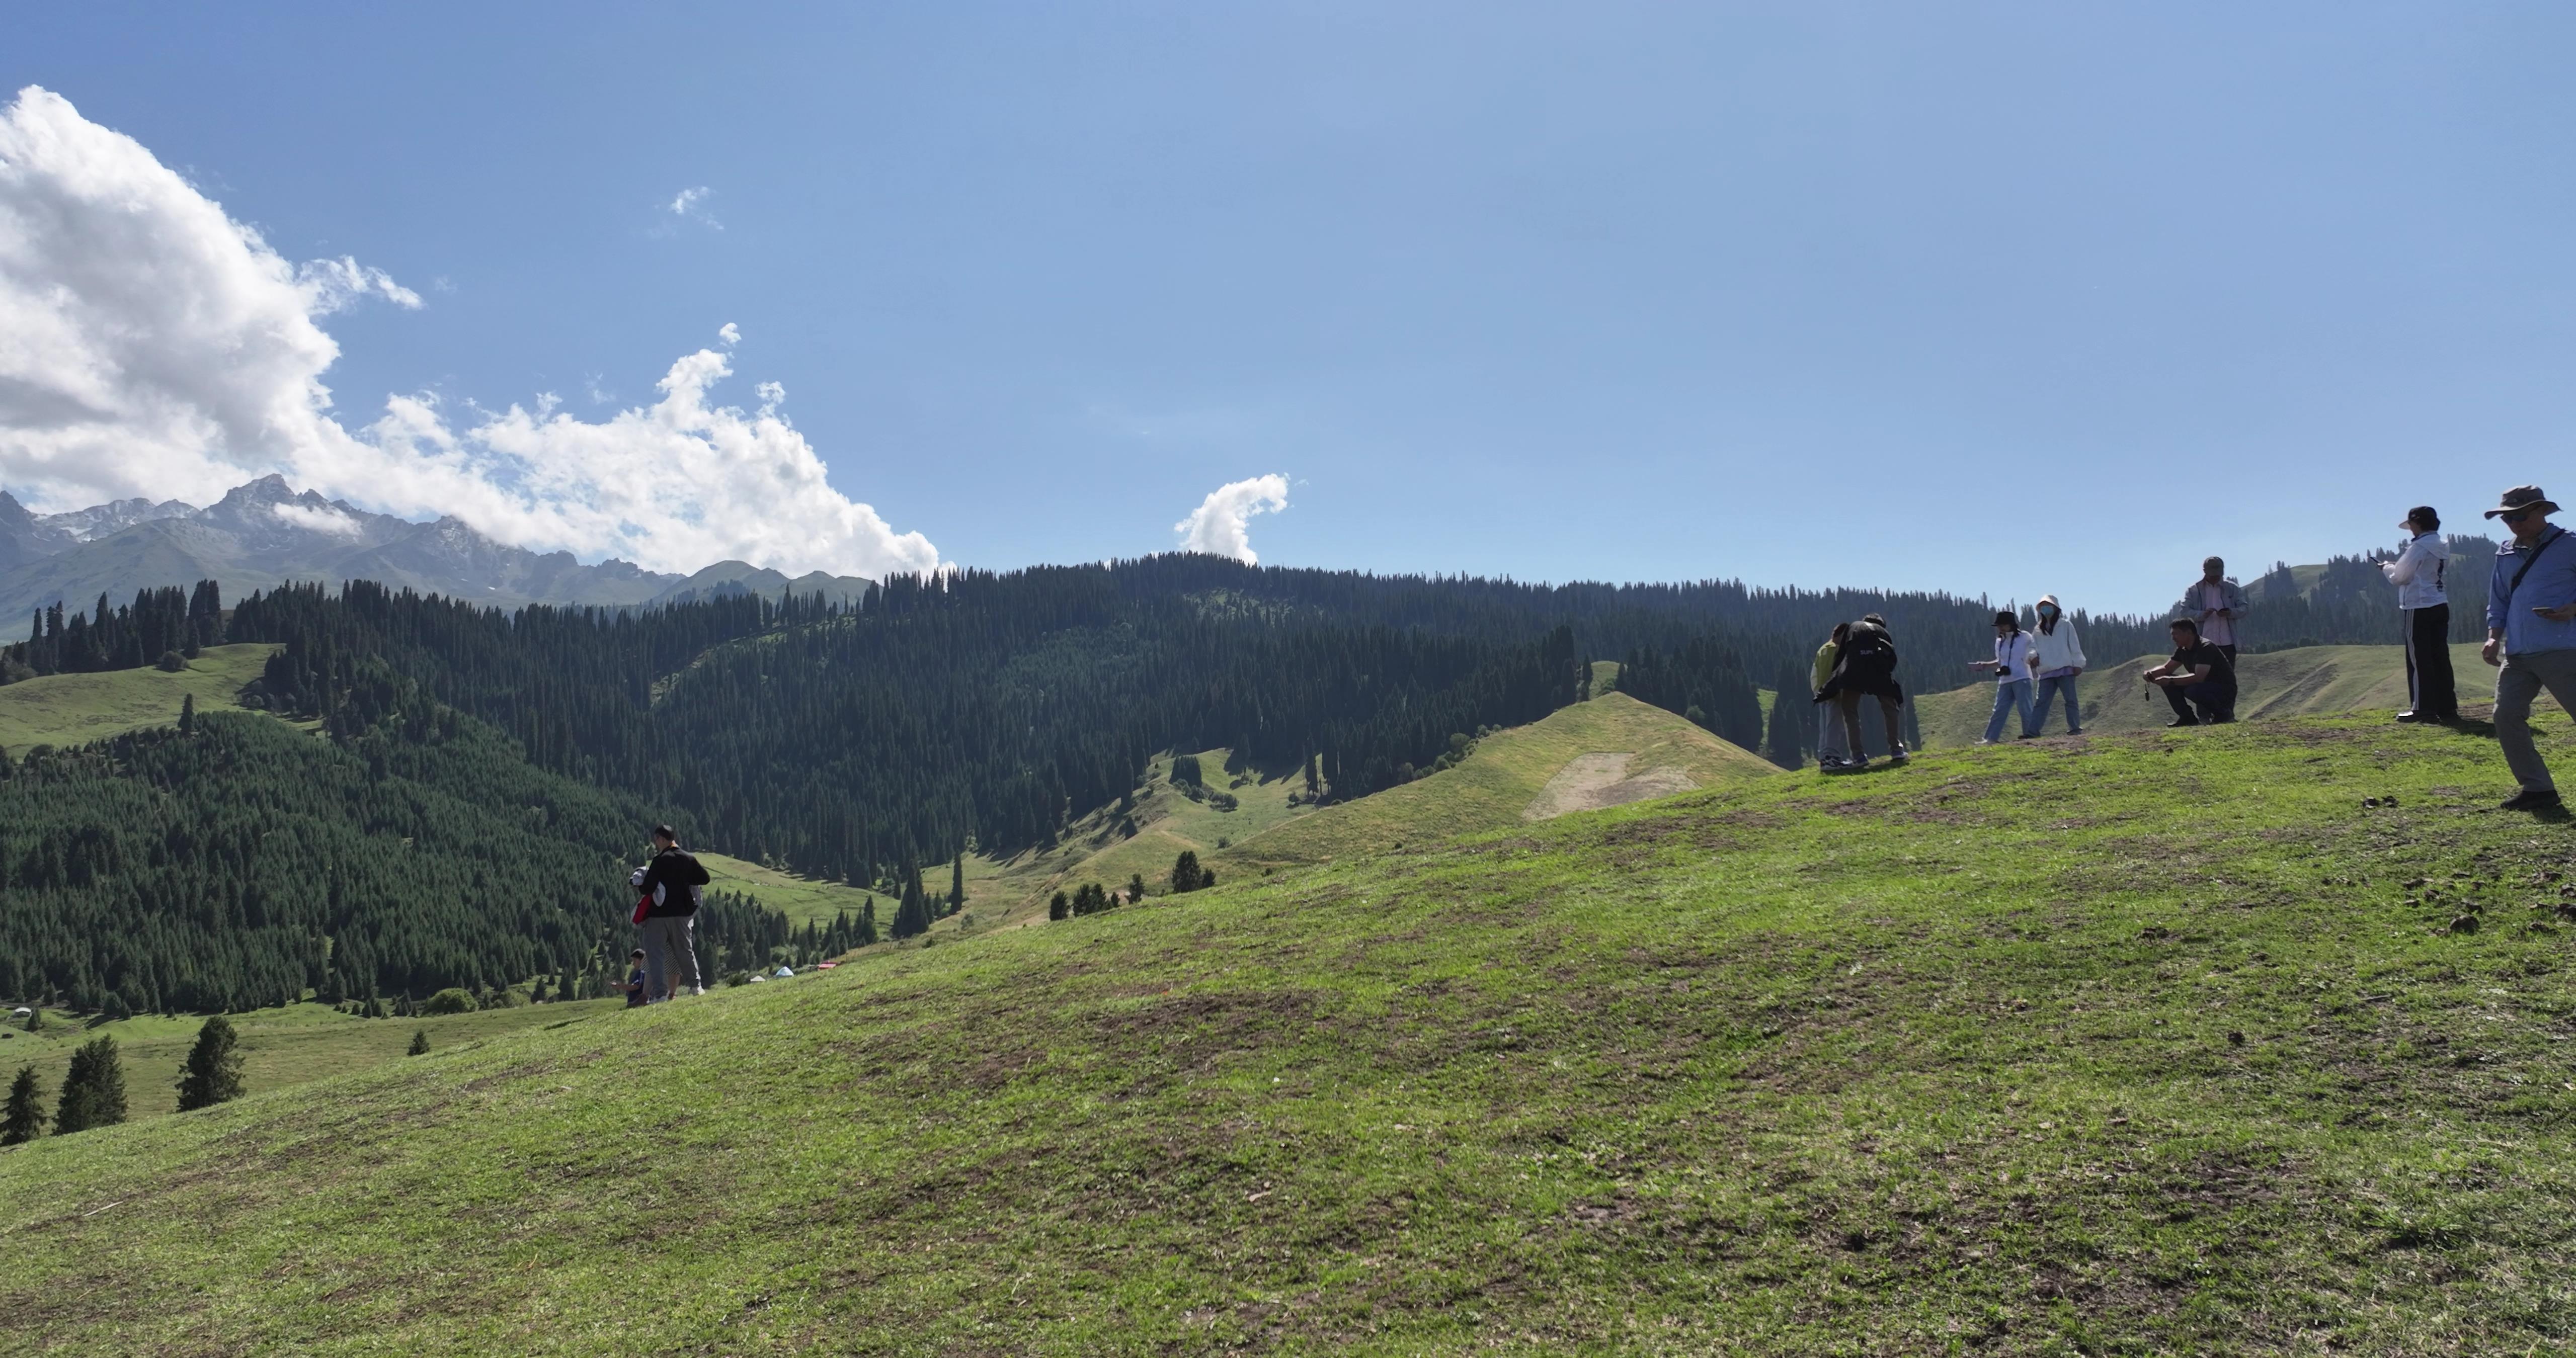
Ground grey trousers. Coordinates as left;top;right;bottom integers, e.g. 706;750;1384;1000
2494;648;2576;792
1815;701;1851;763
640;913;702;1001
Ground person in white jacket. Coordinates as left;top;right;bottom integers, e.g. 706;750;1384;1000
2383;505;2457;723
2025;595;2087;736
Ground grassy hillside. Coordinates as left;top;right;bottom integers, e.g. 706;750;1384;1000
0;998;625;1123
1914;642;2503;747
9;712;2576;1350
697;851;885;928
0;643;278;755
1212;691;1776;874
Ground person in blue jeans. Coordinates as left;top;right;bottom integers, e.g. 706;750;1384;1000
2026;595;2087;735
1969;609;2038;744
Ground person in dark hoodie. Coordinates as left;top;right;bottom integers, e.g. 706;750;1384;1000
630;824;711;1002
1820;613;1909;771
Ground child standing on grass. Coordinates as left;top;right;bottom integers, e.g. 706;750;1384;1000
1812;622;1854;772
618;948;649;1008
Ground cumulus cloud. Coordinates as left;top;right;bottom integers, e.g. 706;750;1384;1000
1174;474;1289;564
0;87;939;579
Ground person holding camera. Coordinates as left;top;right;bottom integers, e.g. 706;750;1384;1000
2384;505;2456;724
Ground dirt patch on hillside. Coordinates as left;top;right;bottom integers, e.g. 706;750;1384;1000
1523;753;1701;821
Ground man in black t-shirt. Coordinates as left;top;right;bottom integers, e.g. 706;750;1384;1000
2144;618;2237;726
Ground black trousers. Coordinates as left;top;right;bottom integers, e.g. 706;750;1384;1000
2403;604;2456;720
2163;681;2235;724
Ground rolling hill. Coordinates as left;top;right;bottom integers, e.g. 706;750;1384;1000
1912;641;2506;747
0;642;279;755
8;712;2576;1351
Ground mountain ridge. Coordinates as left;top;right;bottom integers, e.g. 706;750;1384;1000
0;477;877;617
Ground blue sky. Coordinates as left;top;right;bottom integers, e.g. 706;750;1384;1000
7;3;2574;612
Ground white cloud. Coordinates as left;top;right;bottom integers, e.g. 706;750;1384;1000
0;87;940;580
1174;474;1290;564
270;501;364;537
666;186;720;231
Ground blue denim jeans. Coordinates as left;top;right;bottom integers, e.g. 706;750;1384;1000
1984;678;2035;742
2030;673;2081;734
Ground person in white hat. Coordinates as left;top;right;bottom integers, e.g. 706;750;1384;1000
2481;485;2576;811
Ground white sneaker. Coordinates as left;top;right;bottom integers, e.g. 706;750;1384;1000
692;986;707;996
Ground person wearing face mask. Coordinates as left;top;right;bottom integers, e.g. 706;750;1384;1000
2382;506;2456;724
2025;596;2087;736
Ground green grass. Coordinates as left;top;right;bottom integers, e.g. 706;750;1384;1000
22;713;2576;1350
1211;691;1776;874
0;643;280;755
1914;641;2508;747
697;851;884;928
0;998;626;1123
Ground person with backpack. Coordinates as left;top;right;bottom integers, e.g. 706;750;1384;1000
2482;485;2576;811
2026;595;2087;736
1968;609;2038;744
1820;613;1909;771
630;824;711;1001
2383;505;2457;724
1812;622;1855;772
2143;618;2237;726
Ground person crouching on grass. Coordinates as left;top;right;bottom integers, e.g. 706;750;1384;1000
617;949;648;1008
2144;618;2237;727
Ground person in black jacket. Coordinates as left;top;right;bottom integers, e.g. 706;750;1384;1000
630;824;711;1002
1819;613;1910;771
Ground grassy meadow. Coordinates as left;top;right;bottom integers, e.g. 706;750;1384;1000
697;851;886;928
0;998;627;1124
0;642;279;755
14;710;2576;1350
1912;642;2508;747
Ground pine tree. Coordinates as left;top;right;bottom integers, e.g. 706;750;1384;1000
1126;872;1147;905
948;852;965;917
857;898;879;946
174;1016;246;1111
1;1065;43;1145
179;691;196;735
408;1030;430;1056
891;856;928;940
1170;851;1206;894
1049;891;1070;921
53;1036;126;1135
1763;664;1807;770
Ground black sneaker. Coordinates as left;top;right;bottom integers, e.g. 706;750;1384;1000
2395;711;2428;723
2166;717;2199;728
1887;749;1910;765
2502;789;2564;812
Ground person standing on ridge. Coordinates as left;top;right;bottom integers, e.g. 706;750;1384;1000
2144;618;2237;726
1968;609;2038;744
2184;556;2250;662
1812;622;1855;772
631;824;711;1001
2026;595;2087;736
2481;485;2576;812
1820;613;1909;771
2384;506;2457;724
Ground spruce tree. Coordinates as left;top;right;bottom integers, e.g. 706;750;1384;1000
178;691;195;735
1049;891;1070;921
1126;872;1147;905
174;1016;246;1111
1170;851;1205;893
948;853;965;917
53;1036;126;1135
408;1030;430;1056
1;1065;43;1145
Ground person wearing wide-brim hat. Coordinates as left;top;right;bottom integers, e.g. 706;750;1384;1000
2480;485;2576;811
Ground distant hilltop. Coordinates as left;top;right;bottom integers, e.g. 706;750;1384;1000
0;475;874;618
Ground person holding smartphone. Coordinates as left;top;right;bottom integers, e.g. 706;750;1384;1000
2481;485;2576;811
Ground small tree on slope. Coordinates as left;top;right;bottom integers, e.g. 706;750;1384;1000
1;1065;44;1145
175;1016;246;1112
53;1036;126;1135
